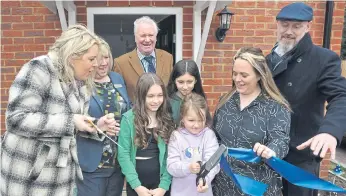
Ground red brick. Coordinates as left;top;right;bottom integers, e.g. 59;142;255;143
153;1;172;6
15;52;35;59
333;17;344;24
183;14;192;21
86;1;108;6
21;1;43;7
2;16;22;22
2;30;23;37
331;45;341;53
35;37;56;44
1;23;11;30
255;30;274;36
265;9;280;16
14;38;35;44
254;44;274;51
12;8;33;15
1;1;21;7
23;15;44;22
34;7;53;15
203;79;223;85
230;22;245;30
316;2;326;9
75;1;86;6
2;38;13;44
246;9;265;15
4;60;26;67
54;21;62;29
108;1;129;6
3;45;24;52
77;14;87;22
12;23;33;30
214;58;233;64
202;58;213;64
277;2;292;9
45;30;62;37
207;93;222;99
203;65;222;72
234;44;254;50
205;44;213;50
35;52;47;56
1;8;10;15
5;74;16;81
266;23;277;30
2;53;15;59
245;23;264;29
183;28;192;35
235;30;254;36
256;16;275;23
183;21;193;28
34;22;55;29
183;43;192;50
257;1;277;8
173;1;193;7
24;30;44;37
235;1;256;8
76;7;86;14
44;15;59;22
204;51;223;57
224;51;237;57
214;44;233;50
183;50;192;58
202;85;212;92
334;2;346;10
24;45;45;52
214;72;231;78
314;10;325;17
234;15;255;23
1;67;15;73
130;1;152;6
214;85;232;92
244;37;264;43
183;36;192;42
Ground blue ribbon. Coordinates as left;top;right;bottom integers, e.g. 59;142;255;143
220;148;346;195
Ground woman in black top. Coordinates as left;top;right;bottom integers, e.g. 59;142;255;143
212;47;291;196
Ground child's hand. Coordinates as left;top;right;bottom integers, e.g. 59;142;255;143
149;188;166;196
189;162;201;174
134;186;151;196
197;178;208;193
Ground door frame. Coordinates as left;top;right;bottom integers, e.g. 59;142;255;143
87;7;183;63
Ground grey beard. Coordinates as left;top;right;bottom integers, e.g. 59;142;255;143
275;42;295;57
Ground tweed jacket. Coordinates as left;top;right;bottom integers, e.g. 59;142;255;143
1;55;101;196
114;49;173;101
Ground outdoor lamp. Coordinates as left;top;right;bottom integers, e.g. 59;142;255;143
215;6;234;42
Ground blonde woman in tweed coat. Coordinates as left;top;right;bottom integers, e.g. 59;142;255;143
1;25;118;196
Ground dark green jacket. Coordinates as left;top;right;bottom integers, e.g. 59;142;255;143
170;93;183;125
117;109;171;190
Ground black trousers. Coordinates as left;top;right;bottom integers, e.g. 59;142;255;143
282;159;320;196
126;158;170;196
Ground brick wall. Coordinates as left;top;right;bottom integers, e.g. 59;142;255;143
1;0;345;179
1;0;62;132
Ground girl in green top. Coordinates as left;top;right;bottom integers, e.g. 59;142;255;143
167;60;212;125
118;73;175;196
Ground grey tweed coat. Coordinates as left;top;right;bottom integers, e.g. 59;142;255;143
1;55;102;196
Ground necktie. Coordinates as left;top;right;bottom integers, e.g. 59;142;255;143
143;56;156;73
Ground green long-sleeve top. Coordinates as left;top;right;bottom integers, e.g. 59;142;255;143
117;109;172;190
169;93;183;125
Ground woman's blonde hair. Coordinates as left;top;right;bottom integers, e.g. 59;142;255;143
97;36;114;72
48;24;99;94
216;47;291;111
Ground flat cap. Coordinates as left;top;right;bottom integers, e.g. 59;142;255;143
276;2;313;21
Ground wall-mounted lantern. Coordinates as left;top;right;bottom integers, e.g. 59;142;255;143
215;6;234;42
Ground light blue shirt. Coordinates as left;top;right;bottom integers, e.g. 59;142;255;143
137;49;156;73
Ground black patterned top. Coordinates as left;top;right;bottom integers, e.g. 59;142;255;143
95;81;127;168
212;92;291;196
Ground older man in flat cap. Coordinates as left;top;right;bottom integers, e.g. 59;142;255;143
266;2;346;196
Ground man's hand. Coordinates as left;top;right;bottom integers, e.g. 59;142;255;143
134;186;151;196
149;188;166;196
296;133;337;159
253;143;276;159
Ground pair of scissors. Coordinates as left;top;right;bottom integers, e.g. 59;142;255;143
86;119;123;149
196;144;227;186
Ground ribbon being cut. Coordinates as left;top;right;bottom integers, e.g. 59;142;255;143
210;145;346;196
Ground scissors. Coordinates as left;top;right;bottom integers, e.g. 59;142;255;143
87;119;123;149
196;144;227;186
